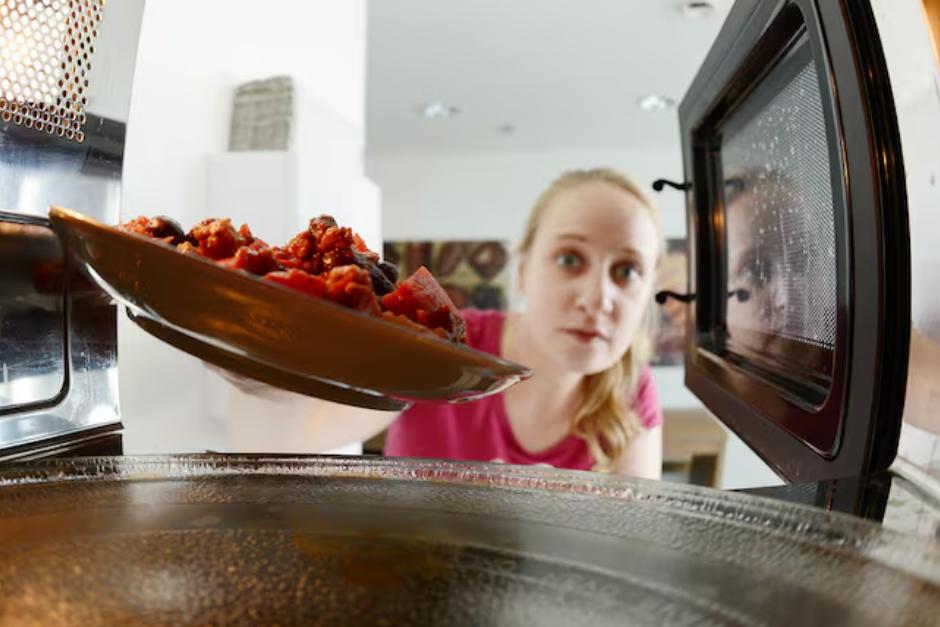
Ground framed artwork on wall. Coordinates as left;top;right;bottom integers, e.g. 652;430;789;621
652;238;688;366
383;240;512;311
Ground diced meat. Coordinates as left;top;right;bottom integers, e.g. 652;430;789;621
319;226;358;272
324;265;380;314
120;215;187;245
283;231;322;273
187;218;244;260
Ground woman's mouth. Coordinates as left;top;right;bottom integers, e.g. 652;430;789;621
562;328;609;344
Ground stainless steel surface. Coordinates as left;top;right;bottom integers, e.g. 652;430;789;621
0;217;66;409
0;0;102;143
0;455;938;626
49;206;531;406
0;0;144;455
885;458;940;539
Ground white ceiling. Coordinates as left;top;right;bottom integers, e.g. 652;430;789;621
366;0;733;154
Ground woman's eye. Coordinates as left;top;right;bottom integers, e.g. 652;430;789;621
554;251;583;270
739;255;770;287
611;262;640;284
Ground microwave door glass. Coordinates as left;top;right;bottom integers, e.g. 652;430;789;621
718;43;838;403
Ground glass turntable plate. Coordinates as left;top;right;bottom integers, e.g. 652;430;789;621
49;206;530;410
0;455;938;626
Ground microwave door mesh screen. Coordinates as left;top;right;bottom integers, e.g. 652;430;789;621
721;54;838;358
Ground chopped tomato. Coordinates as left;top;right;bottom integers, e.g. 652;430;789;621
381;267;466;343
264;269;327;298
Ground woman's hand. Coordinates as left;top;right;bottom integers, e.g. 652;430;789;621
613;425;663;480
206;363;400;453
205;363;296;401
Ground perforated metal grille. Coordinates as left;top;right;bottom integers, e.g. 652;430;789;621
0;0;103;142
722;55;838;351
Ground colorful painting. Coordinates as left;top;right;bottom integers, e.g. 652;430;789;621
652;238;688;366
383;240;512;311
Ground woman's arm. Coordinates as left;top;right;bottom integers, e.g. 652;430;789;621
225;393;399;453
210;365;398;453
300;399;399;452
613;424;663;480
905;328;940;436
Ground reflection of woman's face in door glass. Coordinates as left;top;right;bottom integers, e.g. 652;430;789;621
723;172;812;351
725;186;790;340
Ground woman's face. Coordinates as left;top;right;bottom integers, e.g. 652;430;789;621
520;181;659;374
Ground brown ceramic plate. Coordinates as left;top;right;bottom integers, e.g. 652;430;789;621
49;206;530;409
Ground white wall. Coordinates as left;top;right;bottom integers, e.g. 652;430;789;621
119;0;368;454
369;145;688;242
123;0;366;226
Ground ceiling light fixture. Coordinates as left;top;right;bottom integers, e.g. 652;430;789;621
637;95;676;112
417;101;460;119
679;1;716;19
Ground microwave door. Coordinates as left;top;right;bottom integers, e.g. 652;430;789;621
674;0;909;483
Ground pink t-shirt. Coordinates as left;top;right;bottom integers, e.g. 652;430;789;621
384;309;663;471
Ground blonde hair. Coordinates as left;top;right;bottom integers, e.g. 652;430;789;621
519;168;663;472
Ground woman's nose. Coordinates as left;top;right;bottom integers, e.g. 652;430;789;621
576;270;615;315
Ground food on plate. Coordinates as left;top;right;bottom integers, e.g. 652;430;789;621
119;214;466;343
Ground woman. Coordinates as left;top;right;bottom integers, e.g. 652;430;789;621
228;168;664;477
